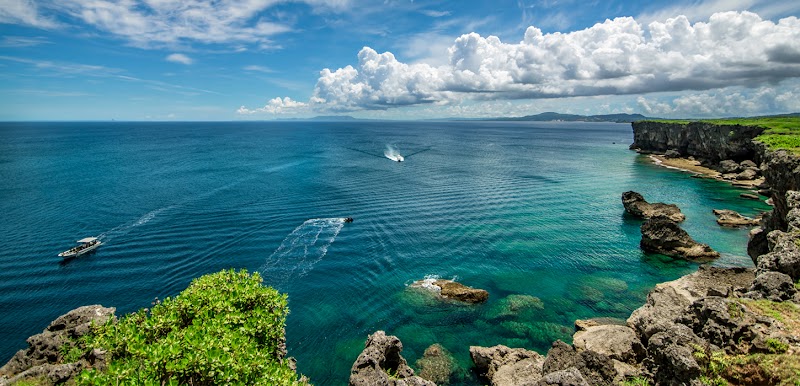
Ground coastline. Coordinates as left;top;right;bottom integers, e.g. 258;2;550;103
647;154;765;188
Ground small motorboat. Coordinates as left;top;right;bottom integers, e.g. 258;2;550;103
58;237;102;258
344;217;354;223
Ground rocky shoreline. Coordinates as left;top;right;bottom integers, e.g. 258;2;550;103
3;121;799;386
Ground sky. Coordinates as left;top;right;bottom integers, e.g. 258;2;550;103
1;0;799;121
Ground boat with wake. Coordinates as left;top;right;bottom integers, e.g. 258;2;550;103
58;237;102;258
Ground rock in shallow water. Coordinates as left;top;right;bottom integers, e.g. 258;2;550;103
639;218;720;261
622;191;686;222
712;209;760;227
349;331;434;386
409;278;489;304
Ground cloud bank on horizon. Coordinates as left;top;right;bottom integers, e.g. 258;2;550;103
240;10;800;117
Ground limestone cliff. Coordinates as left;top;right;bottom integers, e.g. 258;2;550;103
630;121;766;164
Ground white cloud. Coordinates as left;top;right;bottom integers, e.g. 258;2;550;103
0;0;59;28
421;10;451;18
243;65;274;73
237;97;308;115
0;36;51;47
275;11;800;112
9;0;350;49
165;53;192;65
636;81;800;118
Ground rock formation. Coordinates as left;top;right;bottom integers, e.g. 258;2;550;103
0;305;115;385
349;331;434;386
630;121;765;164
622;191;685;222
469;345;545;386
409;278;489;303
712;209;760;227
640;218;720;260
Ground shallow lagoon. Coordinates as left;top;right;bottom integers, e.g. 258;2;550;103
0;121;770;384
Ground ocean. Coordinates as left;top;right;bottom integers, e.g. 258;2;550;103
0;121;771;384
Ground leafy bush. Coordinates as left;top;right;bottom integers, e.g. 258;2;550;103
78;269;307;385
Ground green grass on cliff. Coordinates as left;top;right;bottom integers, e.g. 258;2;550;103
643;117;800;154
77;269;308;385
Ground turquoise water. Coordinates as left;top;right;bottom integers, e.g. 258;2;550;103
0;121;770;384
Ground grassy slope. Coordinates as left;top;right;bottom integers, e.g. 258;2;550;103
640;117;800;154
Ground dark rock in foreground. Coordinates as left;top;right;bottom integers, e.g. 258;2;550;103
349;331;434;386
640;218;720;261
0;305;115;385
712;209;760;227
622;191;686;222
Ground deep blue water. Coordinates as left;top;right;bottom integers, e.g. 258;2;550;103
0;121;770;384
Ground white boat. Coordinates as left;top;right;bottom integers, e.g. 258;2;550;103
58;237;102;258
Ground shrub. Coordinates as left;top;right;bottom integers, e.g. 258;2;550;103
78;269;307;385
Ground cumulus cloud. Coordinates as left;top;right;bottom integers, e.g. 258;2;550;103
166;53;192;65
237;97;308;114
283;11;800;112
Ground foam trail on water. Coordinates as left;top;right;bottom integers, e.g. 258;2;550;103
97;205;177;242
261;218;347;287
384;145;404;162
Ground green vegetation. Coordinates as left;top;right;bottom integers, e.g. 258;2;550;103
642;116;800;154
619;376;651;386
765;338;789;354
75;269;307;385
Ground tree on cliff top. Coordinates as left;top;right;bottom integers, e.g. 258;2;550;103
78;269;308;385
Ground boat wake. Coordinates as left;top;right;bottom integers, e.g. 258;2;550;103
260;218;348;287
97;205;177;242
384;145;404;162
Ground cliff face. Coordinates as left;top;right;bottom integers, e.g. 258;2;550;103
630;121;800;259
630;121;766;163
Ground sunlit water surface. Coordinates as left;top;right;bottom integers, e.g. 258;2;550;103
0;121;770;384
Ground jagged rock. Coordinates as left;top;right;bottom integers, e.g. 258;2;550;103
745;271;798;302
741;160;758;169
541;341;616;386
640;218;720;261
0;305;115;381
736;168;759;180
409;278;489;304
349;331;434;386
415;344;455;385
572;325;645;365
712;209;760;227
630;122;765;164
643;324;705;386
718;160;741;173
573;318;625;332
628;266;755;340
740;193;760;200
535;367;588;386
756;229;800;280
622;191;685;222
664;150;681;158
470;345;544;386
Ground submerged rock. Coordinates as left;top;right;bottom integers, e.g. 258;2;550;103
640;218;720;261
349;331;434;386
415;344;456;385
622;191;686;222
712;209;760;227
740;193;760;200
409;278;489;304
488;294;544;319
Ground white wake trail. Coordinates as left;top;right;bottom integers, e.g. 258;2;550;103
384;145;404;162
260;218;347;287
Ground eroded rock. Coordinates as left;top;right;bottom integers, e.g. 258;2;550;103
622;191;686;222
712;209;760;227
349;331;434;386
572;325;645;365
409;278;489;304
745;271;798;302
470;345;544;386
415;344;456;385
640;218;720;261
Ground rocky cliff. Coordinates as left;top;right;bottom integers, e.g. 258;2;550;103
630;121;766;164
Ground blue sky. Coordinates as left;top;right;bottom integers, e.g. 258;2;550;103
1;0;799;120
